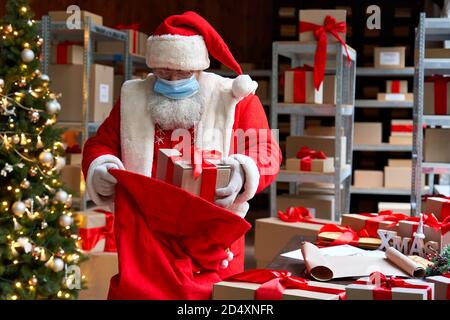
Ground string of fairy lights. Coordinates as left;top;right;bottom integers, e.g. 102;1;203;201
0;4;86;300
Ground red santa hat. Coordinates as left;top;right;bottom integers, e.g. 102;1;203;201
147;11;256;97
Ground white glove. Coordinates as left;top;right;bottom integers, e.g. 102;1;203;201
92;163;119;197
215;157;244;208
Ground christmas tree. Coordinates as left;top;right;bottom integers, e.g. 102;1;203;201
0;0;84;299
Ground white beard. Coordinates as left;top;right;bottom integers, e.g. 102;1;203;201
147;92;204;130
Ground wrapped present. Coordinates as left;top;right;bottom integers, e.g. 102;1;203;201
284;66;322;103
298;10;350;90
213;269;346;300
425;274;450;300
340;212;408;238
424;76;450;115
277;194;334;221
391;119;413;137
286;146;333;173
76;209;116;253
346;272;434;300
397;215;450;251
425;196;450;221
386;80;408;94
51;41;83;65
79;252;118;300
255;210;335;268
317;223;381;249
155;148;231;202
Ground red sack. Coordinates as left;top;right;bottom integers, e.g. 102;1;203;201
107;169;251;300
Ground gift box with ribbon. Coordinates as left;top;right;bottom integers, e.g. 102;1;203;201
340;212;406;238
425;274;450;300
298;10;350;90
286;146;333;173
424;76;450;115
75;209;117;253
391;119;413;137
377;92;413;102
425;196;450;221
155;148;231;203
213;269;346;300
255;208;335;268
346;272;434;300
51;41;83;65
284;66;323;104
397;215;450;251
386;80;408;94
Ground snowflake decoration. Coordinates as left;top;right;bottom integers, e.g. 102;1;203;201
16;163;25;169
1;163;13;177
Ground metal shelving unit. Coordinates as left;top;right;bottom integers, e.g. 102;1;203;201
39;16;148;211
412;13;450;216
355;100;413;108
353;143;412;152
269;42;356;222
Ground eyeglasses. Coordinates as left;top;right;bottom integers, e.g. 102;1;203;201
152;68;194;80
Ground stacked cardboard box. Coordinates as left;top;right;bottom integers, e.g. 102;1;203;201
389;119;413;145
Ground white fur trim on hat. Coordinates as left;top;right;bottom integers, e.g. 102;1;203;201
146;34;210;71
86;154;125;208
228;153;260;205
232;75;258;98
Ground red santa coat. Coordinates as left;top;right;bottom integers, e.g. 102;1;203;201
81;72;281;299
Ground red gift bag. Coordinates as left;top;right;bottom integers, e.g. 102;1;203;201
106;169;251;300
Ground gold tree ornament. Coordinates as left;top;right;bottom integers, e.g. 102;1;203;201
38;150;54;167
11;201;26;217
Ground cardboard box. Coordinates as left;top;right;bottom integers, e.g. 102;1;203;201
386;80;408;94
49;64;114;122
425;48;450;59
323;75;336;104
299;10;347;43
424;197;450;221
374;47;406;69
51;44;83;65
384;166;412;189
425;128;450;163
424;78;450;115
377;93;413;102
254;217;335;267
286;157;334;173
388;159;412;167
391;119;413;136
305;126;341;137
354;122;382;145
378;202;411;215
155;149;231;200
61;165;82;194
286;136;347;167
49;10;103;26
78;252;118;300
425;275;450;300
346;278;434;300
284;69;323;104
277;194;334;220
67;153;82;165
340;213;399;235
97;30;147;56
398;220;450;251
353;170;383;188
76;210;112;252
213;280;345;300
389;136;412;145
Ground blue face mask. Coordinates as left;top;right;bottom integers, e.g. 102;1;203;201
153;75;199;100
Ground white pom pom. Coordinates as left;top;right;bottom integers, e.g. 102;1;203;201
232;75;257;98
220;259;229;269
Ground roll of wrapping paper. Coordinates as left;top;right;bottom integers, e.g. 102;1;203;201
385;247;426;278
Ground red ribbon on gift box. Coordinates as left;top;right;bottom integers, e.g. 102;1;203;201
299;15;351;90
115;23;140;54
391;124;413;133
277;206;327;225
426;76;450;115
226;269;346;300
164;148;222;202
390;80;401;93
295;146;327;171
56;41;82;64
354;272;432;300
356;211;413;238
423;196;450;222
408;214;450;237
317;224;365;247
288;65;314;103
78;209;117;252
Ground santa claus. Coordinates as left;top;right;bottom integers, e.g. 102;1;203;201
81;11;281;299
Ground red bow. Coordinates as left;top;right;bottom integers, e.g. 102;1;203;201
317;224;365;247
356;211;413;238
299;15;351;90
78;209;117;252
354;272;432;300
226;269;346;300
295;146;327;171
277;206;324;224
